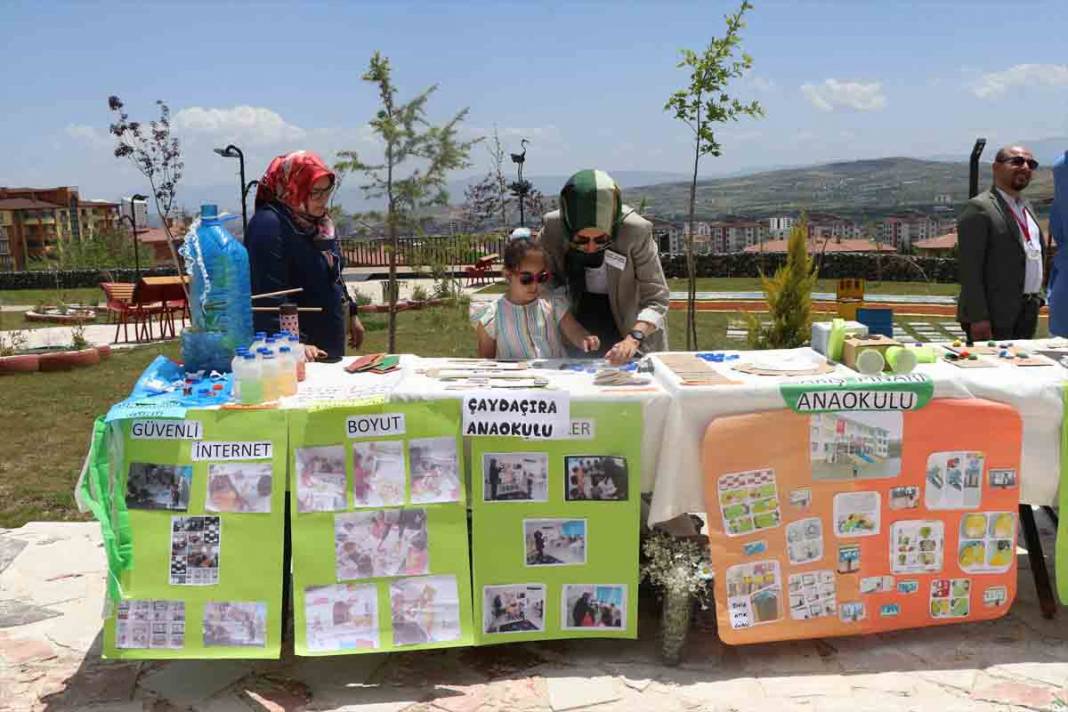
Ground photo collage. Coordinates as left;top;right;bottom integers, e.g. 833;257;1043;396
294;422;469;654
704;401;1023;643
477;443;635;640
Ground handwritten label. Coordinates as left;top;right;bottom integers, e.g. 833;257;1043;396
462;390;569;439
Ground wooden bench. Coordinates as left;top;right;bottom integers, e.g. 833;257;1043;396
100;281;165;343
464;253;500;288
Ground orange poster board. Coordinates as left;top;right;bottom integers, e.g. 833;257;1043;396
702;398;1021;645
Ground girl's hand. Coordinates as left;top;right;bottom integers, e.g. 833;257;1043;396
581;335;600;353
304;344;327;361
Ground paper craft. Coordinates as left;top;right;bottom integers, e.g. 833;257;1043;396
702;397;1021;644
169;516;221;586
657;353;740;385
593;368;650;386
733;353;835;377
115;600;185;650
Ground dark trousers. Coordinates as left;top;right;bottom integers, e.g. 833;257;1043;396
962;295;1041;343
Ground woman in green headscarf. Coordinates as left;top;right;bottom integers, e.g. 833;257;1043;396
537;169;670;363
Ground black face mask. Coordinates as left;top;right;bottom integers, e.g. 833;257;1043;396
567;248;605;269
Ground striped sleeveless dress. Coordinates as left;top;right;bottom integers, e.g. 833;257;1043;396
478;295;567;360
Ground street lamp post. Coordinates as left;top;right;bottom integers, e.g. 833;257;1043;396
119;193;148;280
213;145;254;234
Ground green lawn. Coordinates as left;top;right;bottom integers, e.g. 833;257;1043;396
478;278;959;297
0;287;103;307
0;311;105;331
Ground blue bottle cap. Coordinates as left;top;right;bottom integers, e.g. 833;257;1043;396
200;204;218;219
279;346;291;354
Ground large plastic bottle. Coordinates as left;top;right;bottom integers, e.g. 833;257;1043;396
238;354;263;405
260;352;280;401
278;345;298;396
180;204;253;372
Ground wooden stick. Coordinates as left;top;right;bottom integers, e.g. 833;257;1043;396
252;306;322;312
251;287;304;300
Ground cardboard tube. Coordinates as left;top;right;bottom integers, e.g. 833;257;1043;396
855;348;885;375
911;346;939;364
885;346;917;374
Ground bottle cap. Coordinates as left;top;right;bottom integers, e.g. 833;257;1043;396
212;383;223;391
280;346;291;354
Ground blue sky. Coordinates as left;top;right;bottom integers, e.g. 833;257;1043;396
3;0;1067;209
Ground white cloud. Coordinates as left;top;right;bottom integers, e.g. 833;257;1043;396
970;64;1068;99
800;79;887;112
748;75;777;92
173;106;307;145
65;124;112;149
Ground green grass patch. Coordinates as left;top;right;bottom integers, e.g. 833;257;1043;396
477;278;959;297
0;287;104;308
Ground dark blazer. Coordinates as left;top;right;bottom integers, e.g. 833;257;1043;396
956;188;1044;328
246;203;348;358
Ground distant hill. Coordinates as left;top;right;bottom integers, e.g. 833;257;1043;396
626;157;1055;221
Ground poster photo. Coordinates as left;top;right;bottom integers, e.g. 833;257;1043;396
304;583;379;652
524;519;587;566
958;512;1015;572
833;491;881;537
483;584;546;634
353;441;406;507
925;451;984;509
561;584;626;630
717;469;782;537
295;446;347;513
169;516;221;586
890;520;944;573
335;509;429;580
809;411;902;480
408;437;461;504
205;463;273;513
390;575;462;646
483;453;549;502
203;601;267;647
126;463;192;511
564;456;629;501
725;560;782;630
115;600;185;650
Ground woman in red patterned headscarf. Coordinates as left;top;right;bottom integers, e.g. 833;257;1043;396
246;150;363;360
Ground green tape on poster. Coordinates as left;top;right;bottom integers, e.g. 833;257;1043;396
470;402;641;643
1059;384;1068;606
288;400;474;656
102;409;288;660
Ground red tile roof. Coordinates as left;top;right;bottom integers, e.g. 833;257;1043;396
135;226;186;244
913;230;957;250
0;198;64;210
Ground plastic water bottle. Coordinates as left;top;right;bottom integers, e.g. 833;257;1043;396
259;352;279;401
180;204;253;372
278;345;298;396
288;334;306;382
250;331;267;354
230;350;245;400
238;354;263;404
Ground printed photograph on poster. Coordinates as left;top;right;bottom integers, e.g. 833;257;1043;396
930;578;971;618
924;451;984;509
787;570;836;621
891;520;944;573
833;491;881;537
564;456;628;501
390;575;462;646
116;600;185;649
524;519;587;566
839;601;866;623
304;583;379;652
335;509;429;580
725;560;782;629
717;468;782;537
809;411;902;480
483;453;549;502
203;601;267;647
860;575;895;594
205;463;273;513
959;512;1015;572
837;544;861;573
169;516;220;585
562;584;626;630
295;446;348;513
889;486;920;510
126;463;192;511
353;441;406;507
408;437;461;504
785;517;823;565
483;584;546;634
988;468;1017;489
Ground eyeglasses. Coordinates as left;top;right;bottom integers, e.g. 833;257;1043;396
517;270;552;286
309;185;334;200
570;234;611;247
997;156;1039;170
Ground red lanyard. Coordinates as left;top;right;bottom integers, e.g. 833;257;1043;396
1007;201;1035;246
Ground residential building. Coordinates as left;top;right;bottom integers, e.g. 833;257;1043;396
0;186;120;269
913;229;957;257
806;212;864;241
743;237;893;254
879;213;954;250
810;413;891;464
766;215;796;239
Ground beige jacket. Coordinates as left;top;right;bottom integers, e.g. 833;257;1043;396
537;208;670;353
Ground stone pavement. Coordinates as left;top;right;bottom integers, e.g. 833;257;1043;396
2;519;1066;712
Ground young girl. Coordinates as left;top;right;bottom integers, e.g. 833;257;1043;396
475;237;599;359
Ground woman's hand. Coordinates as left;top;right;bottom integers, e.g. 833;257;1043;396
349;315;366;349
304;344;327;361
605;335;640;365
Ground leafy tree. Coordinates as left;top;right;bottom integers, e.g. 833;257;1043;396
665;1;764;349
335;52;477;351
746;217;817;349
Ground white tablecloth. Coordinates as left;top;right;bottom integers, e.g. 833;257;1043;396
645;344;1064;526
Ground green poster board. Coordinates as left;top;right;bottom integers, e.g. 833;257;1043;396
288;400;474;656
102;409;288;659
470;401;641;644
1059;384;1068;606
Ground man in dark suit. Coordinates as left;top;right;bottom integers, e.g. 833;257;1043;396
958;145;1045;342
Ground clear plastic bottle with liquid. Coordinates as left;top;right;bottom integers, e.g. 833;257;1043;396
259;352;279;401
288;334;306;382
238;354;263;404
278;345;299;396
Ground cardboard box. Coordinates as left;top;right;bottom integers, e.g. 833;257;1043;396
842;334;900;371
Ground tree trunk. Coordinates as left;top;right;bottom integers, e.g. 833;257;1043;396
386;145;397;353
687;135;701;351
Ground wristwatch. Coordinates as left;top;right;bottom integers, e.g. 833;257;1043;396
627;329;646;343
